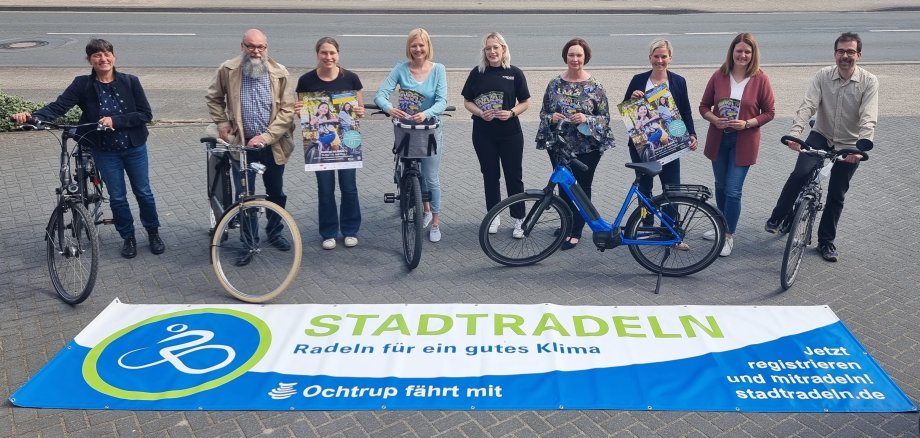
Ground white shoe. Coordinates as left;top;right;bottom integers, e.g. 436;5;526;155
423;211;433;228
719;236;733;257
512;219;524;239
344;236;358;248
429;224;442;242
322;238;336;250
703;230;716;241
488;216;500;234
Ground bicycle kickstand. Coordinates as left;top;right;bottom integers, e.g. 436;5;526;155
654;248;671;295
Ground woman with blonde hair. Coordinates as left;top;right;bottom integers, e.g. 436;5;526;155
461;32;531;238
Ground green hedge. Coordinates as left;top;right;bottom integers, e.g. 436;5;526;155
0;90;82;132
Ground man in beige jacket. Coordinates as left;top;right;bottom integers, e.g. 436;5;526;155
206;28;296;265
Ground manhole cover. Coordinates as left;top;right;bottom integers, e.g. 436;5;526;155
0;40;50;50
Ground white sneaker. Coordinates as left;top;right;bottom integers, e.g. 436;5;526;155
429;224;441;242
423;211;433;228
344;236;358;248
322;238;336;250
488;216;500;234
719;236;733;257
512;219;524;239
703;230;716;241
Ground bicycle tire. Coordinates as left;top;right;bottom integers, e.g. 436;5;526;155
46;202;99;305
781;199;815;290
479;193;571;267
211;199;302;303
401;176;424;269
625;196;724;276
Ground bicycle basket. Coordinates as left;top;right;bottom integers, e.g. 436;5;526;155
392;118;440;158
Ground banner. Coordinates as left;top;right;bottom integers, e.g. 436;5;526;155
10;300;916;412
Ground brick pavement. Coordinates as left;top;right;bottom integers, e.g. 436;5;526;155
0;111;917;436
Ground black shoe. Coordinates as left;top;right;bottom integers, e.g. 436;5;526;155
148;230;165;255
764;219;780;234
121;237;137;259
235;250;254;266
268;234;291;251
560;237;578;251
818;242;838;262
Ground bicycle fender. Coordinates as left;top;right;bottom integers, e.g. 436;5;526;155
215;195;269;224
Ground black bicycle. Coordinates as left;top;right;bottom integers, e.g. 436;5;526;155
200;137;302;302
18;118;111;304
778;134;870;290
368;104;454;270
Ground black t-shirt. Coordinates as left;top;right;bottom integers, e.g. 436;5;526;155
461;65;530;136
295;68;363;93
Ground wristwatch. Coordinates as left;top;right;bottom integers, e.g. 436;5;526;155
510;109;516;117
744;120;750;129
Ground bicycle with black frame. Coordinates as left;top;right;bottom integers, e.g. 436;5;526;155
15;117;112;304
776;133;871;290
200;136;302;302
366;104;454;270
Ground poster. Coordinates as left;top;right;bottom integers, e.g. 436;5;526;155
618;83;693;165
300;91;363;171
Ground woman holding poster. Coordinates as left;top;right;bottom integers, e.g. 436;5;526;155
295;37;365;250
461;32;531;239
375;28;449;242
699;32;775;257
623;38;698;235
534;38;615;251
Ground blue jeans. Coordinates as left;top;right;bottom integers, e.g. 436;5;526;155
419;130;443;214
711;133;749;234
92;144;160;239
316;168;361;239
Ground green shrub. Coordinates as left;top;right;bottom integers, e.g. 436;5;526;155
0;89;82;132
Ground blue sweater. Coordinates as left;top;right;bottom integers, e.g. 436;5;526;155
374;61;448;119
34;69;152;150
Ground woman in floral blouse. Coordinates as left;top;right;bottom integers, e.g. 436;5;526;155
535;37;615;250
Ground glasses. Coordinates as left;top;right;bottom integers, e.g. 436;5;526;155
835;49;858;57
243;43;268;52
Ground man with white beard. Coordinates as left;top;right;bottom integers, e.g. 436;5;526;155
206;28;296;265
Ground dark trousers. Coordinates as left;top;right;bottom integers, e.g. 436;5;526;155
472;129;525;218
768;152;859;245
548;149;602;239
233;146;287;238
628;144;680;224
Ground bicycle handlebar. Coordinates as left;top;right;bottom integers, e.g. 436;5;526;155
200;136;266;153
547;119;590;172
12;117;112;132
364;103;456;117
780;135;869;162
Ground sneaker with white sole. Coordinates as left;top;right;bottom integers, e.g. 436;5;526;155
703;230;716;241
488;216;500;234
512;219;524;239
322;238;336;250
429;224;442;242
423;211;433;228
719;236;734;257
344;236;358;247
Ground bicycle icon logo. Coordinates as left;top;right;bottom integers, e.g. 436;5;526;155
117;323;236;374
83;308;271;400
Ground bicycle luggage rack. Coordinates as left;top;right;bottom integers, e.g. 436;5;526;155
663;184;713;202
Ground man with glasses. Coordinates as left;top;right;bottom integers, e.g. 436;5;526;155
764;32;878;262
206;28;296;265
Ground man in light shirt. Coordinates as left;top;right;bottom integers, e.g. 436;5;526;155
764;32;878;262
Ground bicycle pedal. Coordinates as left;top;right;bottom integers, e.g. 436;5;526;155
383;193;396;203
100;218;114;225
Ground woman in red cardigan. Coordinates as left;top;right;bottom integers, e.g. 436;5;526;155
699;32;775;257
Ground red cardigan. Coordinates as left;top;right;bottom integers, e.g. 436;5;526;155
698;70;775;166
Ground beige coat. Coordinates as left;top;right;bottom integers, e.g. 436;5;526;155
206;55;296;165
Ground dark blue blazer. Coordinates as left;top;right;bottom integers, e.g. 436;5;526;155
622;70;696;149
35;69;152;150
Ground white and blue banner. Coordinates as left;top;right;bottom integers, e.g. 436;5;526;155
11;300;916;412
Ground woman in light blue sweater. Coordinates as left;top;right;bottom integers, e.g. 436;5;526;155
374;28;449;242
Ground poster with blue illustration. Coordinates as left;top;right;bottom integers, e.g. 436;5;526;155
300;91;363;171
10;300;917;413
618;83;693;165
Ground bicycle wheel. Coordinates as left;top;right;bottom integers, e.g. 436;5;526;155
781;199;815;290
211;199;302;303
625;196;724;276
401;176;424;269
46;202;98;305
479;193;571;267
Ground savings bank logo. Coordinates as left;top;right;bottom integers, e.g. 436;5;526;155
82;309;271;400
